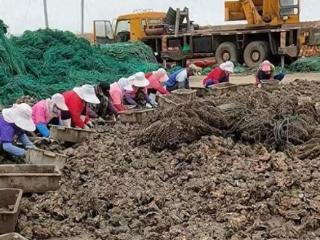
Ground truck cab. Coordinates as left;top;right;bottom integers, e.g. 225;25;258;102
93;11;166;44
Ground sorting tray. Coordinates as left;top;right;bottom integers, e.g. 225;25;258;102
210;82;239;95
260;79;280;91
0;233;27;240
0;188;23;234
118;109;155;124
0;165;61;193
26;148;67;170
171;89;197;102
50;125;95;143
158;94;184;109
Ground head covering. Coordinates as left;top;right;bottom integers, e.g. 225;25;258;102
97;82;111;96
260;60;273;72
220;61;234;73
2;103;35;132
51;93;68;111
132;72;149;88
118;77;133;92
73;84;100;104
153;68;169;82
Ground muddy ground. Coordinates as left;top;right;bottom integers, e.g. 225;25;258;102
17;80;320;240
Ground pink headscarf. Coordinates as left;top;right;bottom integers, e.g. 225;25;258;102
260;60;274;72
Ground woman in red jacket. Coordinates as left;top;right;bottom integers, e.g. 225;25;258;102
63;84;100;129
203;61;234;88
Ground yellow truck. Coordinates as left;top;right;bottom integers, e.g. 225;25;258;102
94;11;165;43
94;1;320;67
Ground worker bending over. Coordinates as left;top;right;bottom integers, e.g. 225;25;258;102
203;61;234;88
0;103;35;157
109;77;134;112
146;68;169;106
32;93;69;137
63;84;100;129
90;83;118;120
125;72;153;108
165;68;192;92
256;60;285;86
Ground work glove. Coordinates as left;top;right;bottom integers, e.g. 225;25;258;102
44;137;55;143
84;125;90;130
151;102;158;108
146;103;153;109
112;115;118;122
86;121;94;128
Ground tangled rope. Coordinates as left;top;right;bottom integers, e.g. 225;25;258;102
138;82;320;152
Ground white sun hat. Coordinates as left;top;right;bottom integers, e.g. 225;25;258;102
220;61;235;73
132;72;149;88
73;84;100;104
127;74;136;83
118;77;133;92
3;103;36;132
154;68;169;82
51;93;68;111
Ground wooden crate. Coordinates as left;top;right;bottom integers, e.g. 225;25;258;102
50;125;95;143
158;94;184;109
26;148;67;170
171;89;197;102
0;165;61;193
0;233;27;240
118;109;155;124
260;80;280;91
0;189;23;234
210;82;239;95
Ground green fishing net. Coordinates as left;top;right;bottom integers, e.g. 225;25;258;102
290;57;320;72
0;23;159;106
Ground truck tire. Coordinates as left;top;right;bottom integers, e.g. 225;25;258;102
215;42;238;64
243;41;270;68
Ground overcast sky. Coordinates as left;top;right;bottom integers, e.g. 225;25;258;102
0;0;319;35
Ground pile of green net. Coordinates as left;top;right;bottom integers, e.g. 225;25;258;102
0;24;159;106
289;57;320;72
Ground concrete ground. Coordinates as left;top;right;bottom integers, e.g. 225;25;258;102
189;72;320;88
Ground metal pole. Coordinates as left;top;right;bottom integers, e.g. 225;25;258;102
281;56;285;68
174;8;180;37
43;0;49;28
81;0;84;34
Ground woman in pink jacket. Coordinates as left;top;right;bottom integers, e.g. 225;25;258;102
32;93;69;137
109;77;134;112
146;68;169;106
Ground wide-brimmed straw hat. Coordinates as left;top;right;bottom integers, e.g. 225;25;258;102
220;61;234;73
3;103;35;132
132;72;149;88
118;77;134;92
73;84;100;104
51;93;68;111
153;68;169;82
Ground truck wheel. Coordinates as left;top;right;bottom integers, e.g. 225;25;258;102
215;42;238;64
243;41;270;68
